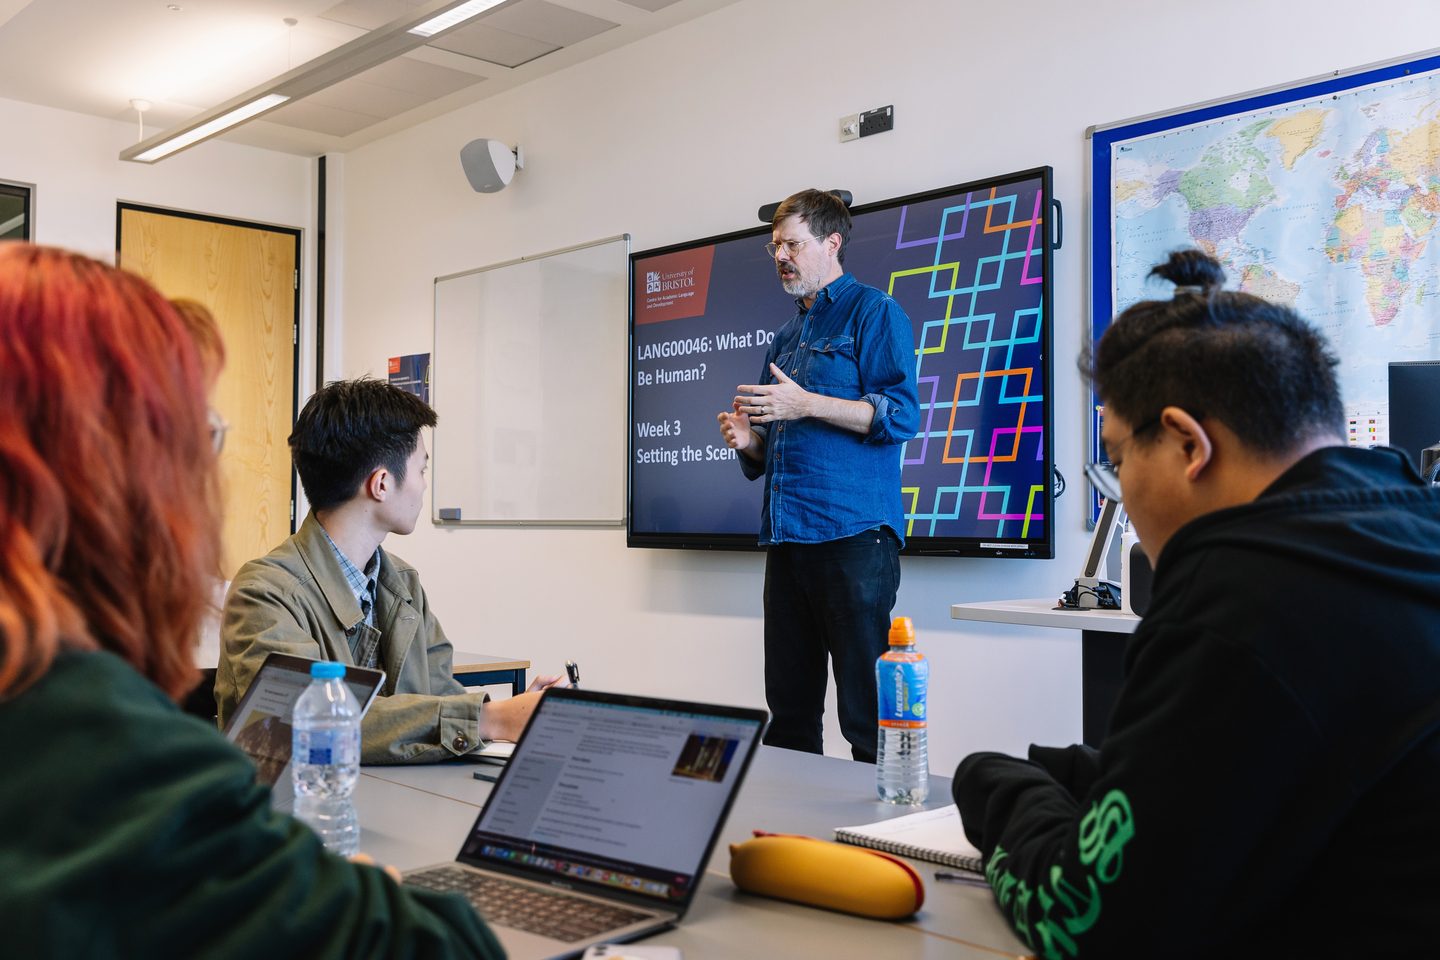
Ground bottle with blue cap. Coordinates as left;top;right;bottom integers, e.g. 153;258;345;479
292;660;361;855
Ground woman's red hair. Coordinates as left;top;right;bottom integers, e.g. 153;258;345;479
0;244;221;700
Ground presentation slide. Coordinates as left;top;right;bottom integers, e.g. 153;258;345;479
473;700;758;881
629;168;1055;557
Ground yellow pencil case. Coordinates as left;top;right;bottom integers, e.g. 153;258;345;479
728;832;925;919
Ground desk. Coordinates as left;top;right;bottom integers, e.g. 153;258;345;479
451;652;529;695
358;747;1032;959
950;598;1140;747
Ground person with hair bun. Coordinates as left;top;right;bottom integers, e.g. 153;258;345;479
0;245;502;958
952;249;1440;958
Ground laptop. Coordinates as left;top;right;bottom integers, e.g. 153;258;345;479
223;652;386;811
404;687;768;959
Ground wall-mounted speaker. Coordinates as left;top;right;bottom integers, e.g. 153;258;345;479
460;139;522;193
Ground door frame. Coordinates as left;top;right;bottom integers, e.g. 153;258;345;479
1;178;34;241
115;201;304;534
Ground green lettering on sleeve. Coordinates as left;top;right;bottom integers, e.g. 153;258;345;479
1077;789;1135;885
982;791;1136;959
1048;865;1102;932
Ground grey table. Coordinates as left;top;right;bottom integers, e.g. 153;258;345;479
357;746;1033;960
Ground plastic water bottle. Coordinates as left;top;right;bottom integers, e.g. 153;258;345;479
292;661;361;855
876;616;929;804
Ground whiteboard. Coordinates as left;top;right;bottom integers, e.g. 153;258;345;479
431;235;630;525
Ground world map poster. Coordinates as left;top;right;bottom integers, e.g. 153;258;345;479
1090;50;1440;494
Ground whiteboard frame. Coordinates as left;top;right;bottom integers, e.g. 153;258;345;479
431;233;631;527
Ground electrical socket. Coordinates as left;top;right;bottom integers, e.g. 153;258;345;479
839;113;859;142
859;105;894;138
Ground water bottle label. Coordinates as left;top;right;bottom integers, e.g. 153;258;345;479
299;729;358;766
878;655;928;729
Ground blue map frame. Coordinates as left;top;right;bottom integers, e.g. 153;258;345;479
1087;47;1440;519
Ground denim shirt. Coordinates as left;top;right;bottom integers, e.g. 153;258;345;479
742;272;918;545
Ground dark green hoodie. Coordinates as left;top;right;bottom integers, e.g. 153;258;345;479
0;649;504;959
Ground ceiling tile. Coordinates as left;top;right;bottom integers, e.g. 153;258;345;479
350;55;486;98
429;23;558;69
261;54;484;135
319;0;421;32
263;98;384;137
613;0;683;9
484;0;617;46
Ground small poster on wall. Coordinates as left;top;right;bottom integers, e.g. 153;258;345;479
388;353;430;403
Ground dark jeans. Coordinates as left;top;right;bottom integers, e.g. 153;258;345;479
762;529;901;763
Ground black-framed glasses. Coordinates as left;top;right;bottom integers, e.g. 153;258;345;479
1084;461;1124;504
763;235;821;259
1085;416;1162;503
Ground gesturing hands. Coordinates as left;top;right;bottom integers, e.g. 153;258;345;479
735;364;810;424
718;363;812;458
716;402;753;452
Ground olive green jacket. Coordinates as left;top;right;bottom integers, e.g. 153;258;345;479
0;650;502;959
216;512;488;764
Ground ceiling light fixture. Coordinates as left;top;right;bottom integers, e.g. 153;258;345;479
410;0;507;38
132;94;291;162
119;0;516;163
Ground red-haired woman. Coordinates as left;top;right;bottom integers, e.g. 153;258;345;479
0;245;502;959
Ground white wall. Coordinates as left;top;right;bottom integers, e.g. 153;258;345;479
333;0;1440;776
0;95;317;381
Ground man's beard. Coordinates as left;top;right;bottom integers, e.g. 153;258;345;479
778;263;816;298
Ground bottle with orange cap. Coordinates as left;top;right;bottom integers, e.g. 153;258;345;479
876;616;929;803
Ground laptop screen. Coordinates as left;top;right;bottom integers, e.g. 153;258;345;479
224;653;385;787
461;690;765;905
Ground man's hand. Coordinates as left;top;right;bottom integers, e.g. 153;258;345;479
736;364;811;423
527;674;565;692
479;690;544;742
717;401;755;453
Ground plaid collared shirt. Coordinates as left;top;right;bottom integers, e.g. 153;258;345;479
321;528;382;668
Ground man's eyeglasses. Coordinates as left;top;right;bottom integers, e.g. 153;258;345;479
1084;416;1161;504
763;235;821;259
1084;461;1124;505
208;407;230;455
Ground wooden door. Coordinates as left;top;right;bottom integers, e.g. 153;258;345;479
118;205;299;578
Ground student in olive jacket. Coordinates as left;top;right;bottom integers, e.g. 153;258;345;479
217;378;562;764
0;245;501;958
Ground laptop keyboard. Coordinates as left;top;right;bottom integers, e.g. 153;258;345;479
405;866;653;942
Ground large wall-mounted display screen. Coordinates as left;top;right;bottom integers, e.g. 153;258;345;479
629;167;1055;558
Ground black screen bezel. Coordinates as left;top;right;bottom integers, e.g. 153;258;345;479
626;167;1057;559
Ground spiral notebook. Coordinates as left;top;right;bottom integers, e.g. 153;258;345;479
833;805;984;874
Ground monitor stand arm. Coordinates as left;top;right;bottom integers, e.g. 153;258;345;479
1060;497;1127;610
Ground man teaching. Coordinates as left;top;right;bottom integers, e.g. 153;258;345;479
717;188;918;762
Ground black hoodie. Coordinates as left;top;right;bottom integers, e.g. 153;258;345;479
954;446;1440;959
